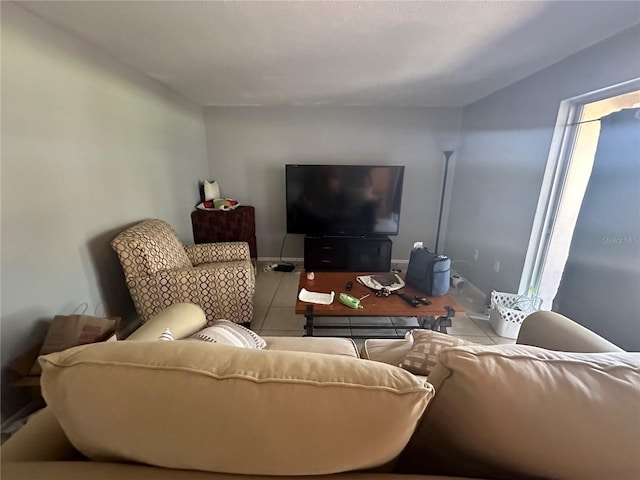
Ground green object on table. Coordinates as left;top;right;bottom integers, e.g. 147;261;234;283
339;293;363;309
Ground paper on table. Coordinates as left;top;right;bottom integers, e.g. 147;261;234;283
356;274;404;292
298;288;335;305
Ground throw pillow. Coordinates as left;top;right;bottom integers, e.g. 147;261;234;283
400;330;474;376
187;320;266;349
157;328;174;341
199;179;220;201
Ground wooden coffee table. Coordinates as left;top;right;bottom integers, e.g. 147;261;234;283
295;271;464;338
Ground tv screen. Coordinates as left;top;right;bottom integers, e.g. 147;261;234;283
286;164;405;236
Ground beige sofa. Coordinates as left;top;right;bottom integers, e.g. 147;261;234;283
2;305;638;480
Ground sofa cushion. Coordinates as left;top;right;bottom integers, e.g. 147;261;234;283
39;341;434;476
2;462;478;480
126;303;207;342
399;344;640;480
264;336;359;358
361;338;412;366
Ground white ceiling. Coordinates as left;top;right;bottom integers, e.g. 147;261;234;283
16;1;640;107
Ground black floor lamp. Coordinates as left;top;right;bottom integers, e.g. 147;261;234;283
434;150;454;254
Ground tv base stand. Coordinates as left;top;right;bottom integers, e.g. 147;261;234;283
304;236;392;272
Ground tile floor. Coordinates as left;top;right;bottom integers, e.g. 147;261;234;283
252;266;515;346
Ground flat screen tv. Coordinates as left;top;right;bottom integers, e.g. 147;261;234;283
286;164;405;236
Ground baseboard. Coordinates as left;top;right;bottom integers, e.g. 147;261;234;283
260;258;408;271
258;257;303;263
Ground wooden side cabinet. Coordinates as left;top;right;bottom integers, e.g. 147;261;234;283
191;207;257;260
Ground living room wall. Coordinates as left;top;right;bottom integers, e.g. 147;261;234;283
1;3;209;418
445;25;640;297
203;106;461;260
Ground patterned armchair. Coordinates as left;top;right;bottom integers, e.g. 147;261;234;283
111;219;255;326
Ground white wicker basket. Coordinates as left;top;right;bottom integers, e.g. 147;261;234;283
489;291;541;339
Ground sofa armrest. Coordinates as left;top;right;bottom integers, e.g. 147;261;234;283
126;303;206;341
1;408;77;463
516;311;624;353
184;242;250;265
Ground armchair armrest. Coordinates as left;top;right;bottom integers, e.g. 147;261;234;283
517;311;624;353
184;242;250;265
126;303;206;341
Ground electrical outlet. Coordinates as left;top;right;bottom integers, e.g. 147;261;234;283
493;260;500;273
472;249;479;261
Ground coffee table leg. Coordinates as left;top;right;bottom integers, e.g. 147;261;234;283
418;316;435;330
305;305;314;337
432;306;456;334
418;312;454;334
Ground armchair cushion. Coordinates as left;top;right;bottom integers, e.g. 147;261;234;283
39;341;434;476
399;344;640;480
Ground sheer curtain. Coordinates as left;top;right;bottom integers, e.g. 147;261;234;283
553;108;640;351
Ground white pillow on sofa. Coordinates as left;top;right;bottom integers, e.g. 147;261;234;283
186;320;266;349
157;328;174;341
399;344;640;480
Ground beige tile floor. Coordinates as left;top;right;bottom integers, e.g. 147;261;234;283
252;266;515;345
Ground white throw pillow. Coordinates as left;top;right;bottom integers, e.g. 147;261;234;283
157;328;174;341
186;320;266;349
202;180;220;201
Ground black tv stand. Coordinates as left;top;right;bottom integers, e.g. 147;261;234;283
304;235;392;272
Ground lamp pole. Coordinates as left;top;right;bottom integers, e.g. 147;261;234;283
435;150;454;254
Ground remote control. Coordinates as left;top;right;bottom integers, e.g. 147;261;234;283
415;296;432;305
396;292;420;307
